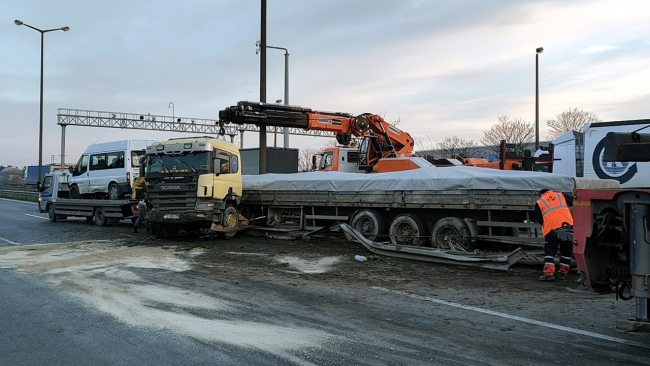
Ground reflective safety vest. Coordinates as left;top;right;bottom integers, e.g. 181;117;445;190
537;191;573;236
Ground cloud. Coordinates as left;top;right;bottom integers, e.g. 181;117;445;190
578;45;618;54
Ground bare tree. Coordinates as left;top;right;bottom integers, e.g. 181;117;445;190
545;108;601;140
298;147;324;172
480;115;535;155
437;136;479;158
413;135;437;155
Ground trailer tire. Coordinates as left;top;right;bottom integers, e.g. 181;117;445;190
389;213;426;246
217;205;239;240
350;209;384;241
108;183;121;200
430;217;473;251
69;185;81;199
94;207;108;226
48;205;57;222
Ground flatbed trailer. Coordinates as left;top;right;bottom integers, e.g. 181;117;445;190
39;171;137;226
239;168;580;251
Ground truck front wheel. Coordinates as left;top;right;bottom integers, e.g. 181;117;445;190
48;205;57;222
218;205;239;239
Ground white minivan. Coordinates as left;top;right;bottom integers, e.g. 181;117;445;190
68;140;156;200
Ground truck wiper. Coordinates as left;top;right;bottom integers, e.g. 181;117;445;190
155;158;173;177
177;158;197;173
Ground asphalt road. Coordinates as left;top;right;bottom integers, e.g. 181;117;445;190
1;198;650;365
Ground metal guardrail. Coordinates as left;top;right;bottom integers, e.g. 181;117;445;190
0;189;39;202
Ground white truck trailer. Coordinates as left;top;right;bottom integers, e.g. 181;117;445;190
552;119;650;187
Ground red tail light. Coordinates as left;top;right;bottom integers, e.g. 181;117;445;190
127;171;131;184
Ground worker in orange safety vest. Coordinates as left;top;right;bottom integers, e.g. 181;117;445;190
535;189;574;281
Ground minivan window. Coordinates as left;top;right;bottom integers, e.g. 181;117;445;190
89;151;125;171
132;150;145;168
75;155;89;176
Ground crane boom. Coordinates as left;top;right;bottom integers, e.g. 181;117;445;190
219;101;415;172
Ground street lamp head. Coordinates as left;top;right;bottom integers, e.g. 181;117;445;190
14;19;24;26
536;47;544;54
61;26;70;32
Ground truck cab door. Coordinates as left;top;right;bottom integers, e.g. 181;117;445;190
38;174;55;212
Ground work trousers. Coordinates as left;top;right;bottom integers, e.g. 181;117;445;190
543;232;573;269
134;203;146;228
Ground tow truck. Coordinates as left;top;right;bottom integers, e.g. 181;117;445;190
38;171;137;226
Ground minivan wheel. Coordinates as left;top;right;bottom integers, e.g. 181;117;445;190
69;185;81;199
108;183;121;200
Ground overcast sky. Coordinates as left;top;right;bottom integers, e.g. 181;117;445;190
2;0;649;168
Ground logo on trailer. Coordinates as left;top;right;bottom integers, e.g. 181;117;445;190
592;137;637;184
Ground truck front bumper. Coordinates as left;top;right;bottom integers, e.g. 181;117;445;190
148;209;214;223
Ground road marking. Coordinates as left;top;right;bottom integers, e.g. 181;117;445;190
0;237;19;246
373;286;650;350
25;214;49;220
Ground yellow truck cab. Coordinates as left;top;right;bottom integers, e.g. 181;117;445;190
144;136;242;238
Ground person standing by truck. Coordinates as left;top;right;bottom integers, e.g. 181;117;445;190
535;189;574;281
133;198;150;233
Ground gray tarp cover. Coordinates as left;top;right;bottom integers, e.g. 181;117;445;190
243;165;577;192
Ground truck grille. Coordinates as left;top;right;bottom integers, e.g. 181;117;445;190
148;183;196;211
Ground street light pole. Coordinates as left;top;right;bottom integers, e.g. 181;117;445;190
258;43;290;148
169;102;174;120
264;45;290;148
535;47;543;151
15;19;69;188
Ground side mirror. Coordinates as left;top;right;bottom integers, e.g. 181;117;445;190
68;166;74;174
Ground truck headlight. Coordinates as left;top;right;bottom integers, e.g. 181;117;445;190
195;202;215;211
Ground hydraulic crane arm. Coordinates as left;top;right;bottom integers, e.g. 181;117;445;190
219;101;415;171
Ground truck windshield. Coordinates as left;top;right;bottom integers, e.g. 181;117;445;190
146;151;211;175
320;152;333;170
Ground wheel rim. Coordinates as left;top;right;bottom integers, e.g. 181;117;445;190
94;208;105;226
358;218;376;236
433;227;460;249
351;210;383;242
394;223;418;245
221;207;238;239
389;215;424;246
109;184;119;200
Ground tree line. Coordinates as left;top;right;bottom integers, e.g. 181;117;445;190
297;107;600;170
416;107;600;159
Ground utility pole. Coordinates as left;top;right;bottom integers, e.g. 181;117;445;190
259;0;267;174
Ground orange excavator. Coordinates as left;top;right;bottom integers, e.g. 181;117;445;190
219;101;416;173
